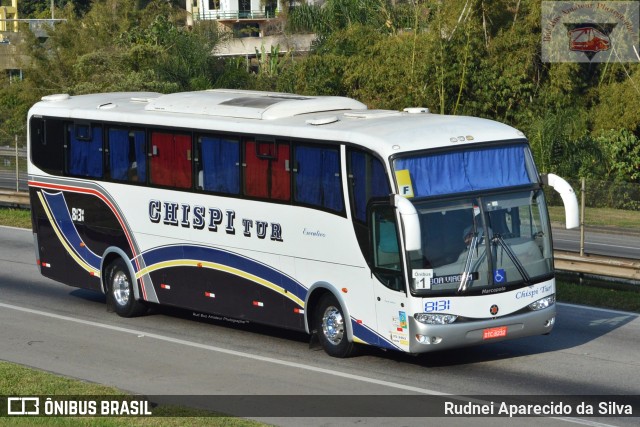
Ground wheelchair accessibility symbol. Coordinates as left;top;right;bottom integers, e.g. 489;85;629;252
494;269;506;283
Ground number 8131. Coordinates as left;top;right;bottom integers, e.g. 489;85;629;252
424;299;451;312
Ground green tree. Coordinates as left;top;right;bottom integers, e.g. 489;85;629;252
286;0;410;42
0;0;226;141
595;129;640;183
591;66;640;135
21;0;224;94
18;0;92;18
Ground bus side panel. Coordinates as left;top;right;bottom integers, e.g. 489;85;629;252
30;187;102;292
61;191;133;260
30;187;134;293
147;265;304;331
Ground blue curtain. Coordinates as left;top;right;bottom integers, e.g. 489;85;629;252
108;129;129;181
295;146;343;212
394;145;532;198
108;129;146;182
351;152;366;221
351;151;389;221
133;131;146;182
69;126;102;178
201;136;240;194
295;146;323;206
321;149;343;211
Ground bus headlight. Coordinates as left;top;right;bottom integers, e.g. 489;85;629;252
529;294;555;311
414;313;458;325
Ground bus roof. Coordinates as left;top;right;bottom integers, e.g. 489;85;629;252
30;90;526;158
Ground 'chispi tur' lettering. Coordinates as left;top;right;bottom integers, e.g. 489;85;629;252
148;200;283;242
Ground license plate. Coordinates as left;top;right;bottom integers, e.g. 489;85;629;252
483;326;508;340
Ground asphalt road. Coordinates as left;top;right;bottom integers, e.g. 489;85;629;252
0;226;639;426
552;227;640;259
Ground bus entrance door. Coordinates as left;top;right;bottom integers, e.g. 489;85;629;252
370;203;410;352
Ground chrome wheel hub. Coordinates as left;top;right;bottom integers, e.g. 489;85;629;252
322;306;344;345
112;271;130;307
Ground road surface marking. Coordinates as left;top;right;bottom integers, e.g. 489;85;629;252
0;303;622;426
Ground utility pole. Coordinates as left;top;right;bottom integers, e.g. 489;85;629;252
15;134;19;192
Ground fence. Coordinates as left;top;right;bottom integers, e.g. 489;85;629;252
545;177;640;212
0;136;27;194
544;177;640;234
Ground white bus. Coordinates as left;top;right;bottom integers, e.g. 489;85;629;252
27;90;579;357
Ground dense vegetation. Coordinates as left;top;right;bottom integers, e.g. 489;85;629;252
2;0;639;189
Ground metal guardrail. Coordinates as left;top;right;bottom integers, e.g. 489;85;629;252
0;145;27;192
554;251;640;281
0;147;26;156
0;190;28;206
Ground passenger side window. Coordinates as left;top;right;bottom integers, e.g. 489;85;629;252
150;132;192;188
348;150;390;222
243;139;290;201
67;123;103;178
30;117;64;175
293;144;343;213
197;135;240;194
107;128;146;183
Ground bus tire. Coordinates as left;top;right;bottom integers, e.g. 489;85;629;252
315;293;356;358
106;258;146;318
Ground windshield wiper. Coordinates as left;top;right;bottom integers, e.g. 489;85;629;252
491;233;532;286
457;233;485;294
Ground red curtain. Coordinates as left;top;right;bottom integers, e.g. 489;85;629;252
151;132;192;188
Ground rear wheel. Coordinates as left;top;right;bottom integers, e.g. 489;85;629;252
106;258;146;318
315;294;357;358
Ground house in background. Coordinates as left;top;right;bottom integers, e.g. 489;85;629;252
186;0;282;37
0;0;64;78
185;0;315;58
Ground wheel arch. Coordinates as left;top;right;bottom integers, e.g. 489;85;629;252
100;247;141;301
304;282;354;343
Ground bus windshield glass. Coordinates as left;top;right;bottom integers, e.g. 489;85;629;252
393;144;552;296
406;190;553;295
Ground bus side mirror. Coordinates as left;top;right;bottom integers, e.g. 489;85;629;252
393;195;422;251
541;173;579;229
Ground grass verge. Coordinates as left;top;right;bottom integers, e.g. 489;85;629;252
548;205;640;230
557;278;640;313
0;207;31;229
0;361;263;426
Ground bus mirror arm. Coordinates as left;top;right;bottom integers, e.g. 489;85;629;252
393;195;422;251
541;173;579;229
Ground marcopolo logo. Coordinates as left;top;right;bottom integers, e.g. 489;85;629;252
542;1;639;63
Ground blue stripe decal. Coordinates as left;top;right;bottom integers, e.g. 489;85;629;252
42;191;102;270
140;244;308;302
351;319;402;351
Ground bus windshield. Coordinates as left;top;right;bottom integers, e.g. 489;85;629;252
407;189;553;296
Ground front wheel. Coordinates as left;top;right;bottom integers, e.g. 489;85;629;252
315;294;357;358
106;258;147;318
